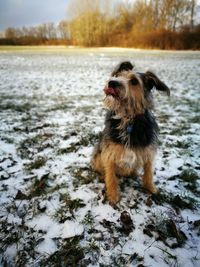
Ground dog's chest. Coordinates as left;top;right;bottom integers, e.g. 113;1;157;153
118;148;138;169
105;110;159;148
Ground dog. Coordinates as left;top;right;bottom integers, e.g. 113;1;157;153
91;61;170;205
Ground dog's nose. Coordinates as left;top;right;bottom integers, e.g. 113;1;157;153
108;80;120;88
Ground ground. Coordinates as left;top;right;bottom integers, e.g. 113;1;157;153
0;47;200;267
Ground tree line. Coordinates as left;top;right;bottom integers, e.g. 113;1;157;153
1;0;200;50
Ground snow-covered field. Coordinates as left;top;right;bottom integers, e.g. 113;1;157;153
0;47;200;267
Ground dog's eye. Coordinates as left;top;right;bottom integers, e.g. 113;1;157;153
130;78;138;86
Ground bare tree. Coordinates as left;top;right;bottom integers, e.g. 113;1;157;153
189;0;197;30
66;0;113;46
5;28;18;39
58;21;70;39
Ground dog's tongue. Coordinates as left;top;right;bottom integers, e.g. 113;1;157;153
104;87;117;96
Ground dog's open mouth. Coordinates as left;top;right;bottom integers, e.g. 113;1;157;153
104;87;118;97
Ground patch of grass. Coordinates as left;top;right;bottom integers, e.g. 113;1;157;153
85;239;100;254
179;169;199;190
58;133;100;155
170;124;190;136
191;115;200;123
169;169;199;195
174;140;190;149
171;194;198;209
80;132;100;146
0;220;21;253
29;173;50;198
18;133;53;158
127;253;144;266
100;219;118;234
82;210;95;226
144;214;187;248
39;236;84;267
24;156;47;171
156;246;179;266
0;102;33;112
76;105;93;113
20;111;46;123
0;219;43;266
57;143;79;154
152;190;198;210
192;220;200;235
46;102;74;112
157;219;187;247
54;194;86;223
158;113;170;123
15;189;29;200
165;140;192;157
70;166;96;188
1;136;14;144
110;255;128;267
28;123;53;132
109;252;144;267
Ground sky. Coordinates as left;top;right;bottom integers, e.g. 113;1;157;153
0;0;68;31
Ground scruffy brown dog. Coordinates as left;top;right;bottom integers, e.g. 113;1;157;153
91;62;170;205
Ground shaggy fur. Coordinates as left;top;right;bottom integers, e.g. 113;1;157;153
91;61;170;205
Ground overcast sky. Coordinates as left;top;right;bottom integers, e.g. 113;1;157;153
0;0;68;31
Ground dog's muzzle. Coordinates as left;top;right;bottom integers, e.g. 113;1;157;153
104;80;121;97
104;87;117;96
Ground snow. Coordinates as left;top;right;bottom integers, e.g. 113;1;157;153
93;204;118;222
0;48;200;266
62;220;84;239
27;214;84;239
36;237;57;255
4;244;17;264
0;140;16;154
27;214;58;233
70;186;97;202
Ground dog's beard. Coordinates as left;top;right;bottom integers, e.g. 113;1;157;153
104;95;121;111
103;95;132;119
104;92;145;119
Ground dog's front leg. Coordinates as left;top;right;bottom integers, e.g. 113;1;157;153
104;162;119;205
142;160;157;194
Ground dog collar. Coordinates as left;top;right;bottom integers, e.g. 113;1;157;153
127;124;134;134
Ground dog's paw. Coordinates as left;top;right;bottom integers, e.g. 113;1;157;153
107;191;120;205
149;185;157;194
144;183;157;194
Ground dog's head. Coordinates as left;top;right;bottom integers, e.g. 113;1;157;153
104;61;170;117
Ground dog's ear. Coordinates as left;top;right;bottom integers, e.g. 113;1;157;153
144;71;170;96
112;61;134;76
